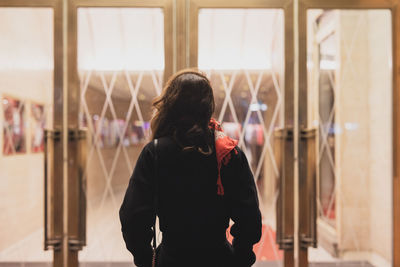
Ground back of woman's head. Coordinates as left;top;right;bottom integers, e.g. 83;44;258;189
151;69;215;154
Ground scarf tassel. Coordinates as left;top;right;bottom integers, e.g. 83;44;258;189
216;173;224;196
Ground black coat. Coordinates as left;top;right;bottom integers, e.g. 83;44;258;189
119;137;262;267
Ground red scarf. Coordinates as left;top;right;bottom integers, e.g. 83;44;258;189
208;118;238;196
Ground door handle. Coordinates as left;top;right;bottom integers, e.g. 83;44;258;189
44;129;62;251
274;127;294;250
299;128;317;248
68;128;88;251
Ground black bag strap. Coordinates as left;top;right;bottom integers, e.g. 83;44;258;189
152;139;158;251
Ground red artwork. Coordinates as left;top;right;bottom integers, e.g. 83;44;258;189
31;103;45;153
2;96;26;155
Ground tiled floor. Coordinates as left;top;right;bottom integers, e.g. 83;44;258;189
0;192;282;262
309;263;374;267
0;193;384;267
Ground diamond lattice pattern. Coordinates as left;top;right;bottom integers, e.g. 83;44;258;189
77;7;165;261
318;32;337;225
78;7;285;263
80;70;162;261
199;8;284;263
205;69;284;263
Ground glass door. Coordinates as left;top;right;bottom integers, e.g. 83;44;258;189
68;0;296;266
78;6;166;263
197;8;285;266
67;1;173;266
187;1;295;266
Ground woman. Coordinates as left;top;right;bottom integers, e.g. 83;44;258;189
119;69;262;267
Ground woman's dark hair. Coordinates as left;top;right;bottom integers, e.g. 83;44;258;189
150;69;215;155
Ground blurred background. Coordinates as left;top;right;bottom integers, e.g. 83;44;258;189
0;1;397;267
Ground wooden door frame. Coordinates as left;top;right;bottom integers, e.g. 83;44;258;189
298;0;400;266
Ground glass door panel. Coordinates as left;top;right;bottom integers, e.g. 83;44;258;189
77;7;164;263
306;9;393;266
0;7;54;265
198;8;285;266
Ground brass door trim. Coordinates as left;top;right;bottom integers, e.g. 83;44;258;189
66;128;87;252
175;0;187;71
298;1;400;266
0;0;57;7
298;128;317;250
70;0;169;6
301;0;398;9
275;128;295;251
44;129;62;252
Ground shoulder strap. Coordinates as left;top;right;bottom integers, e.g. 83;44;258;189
152;139;158;251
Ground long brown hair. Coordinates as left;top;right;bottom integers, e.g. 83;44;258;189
150;69;215;154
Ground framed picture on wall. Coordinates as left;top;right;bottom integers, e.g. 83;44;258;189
2;95;26;155
30;102;45;153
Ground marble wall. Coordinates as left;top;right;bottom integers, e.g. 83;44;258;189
337;10;371;253
310;10;393;263
366;10;393;262
0;70;52;253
